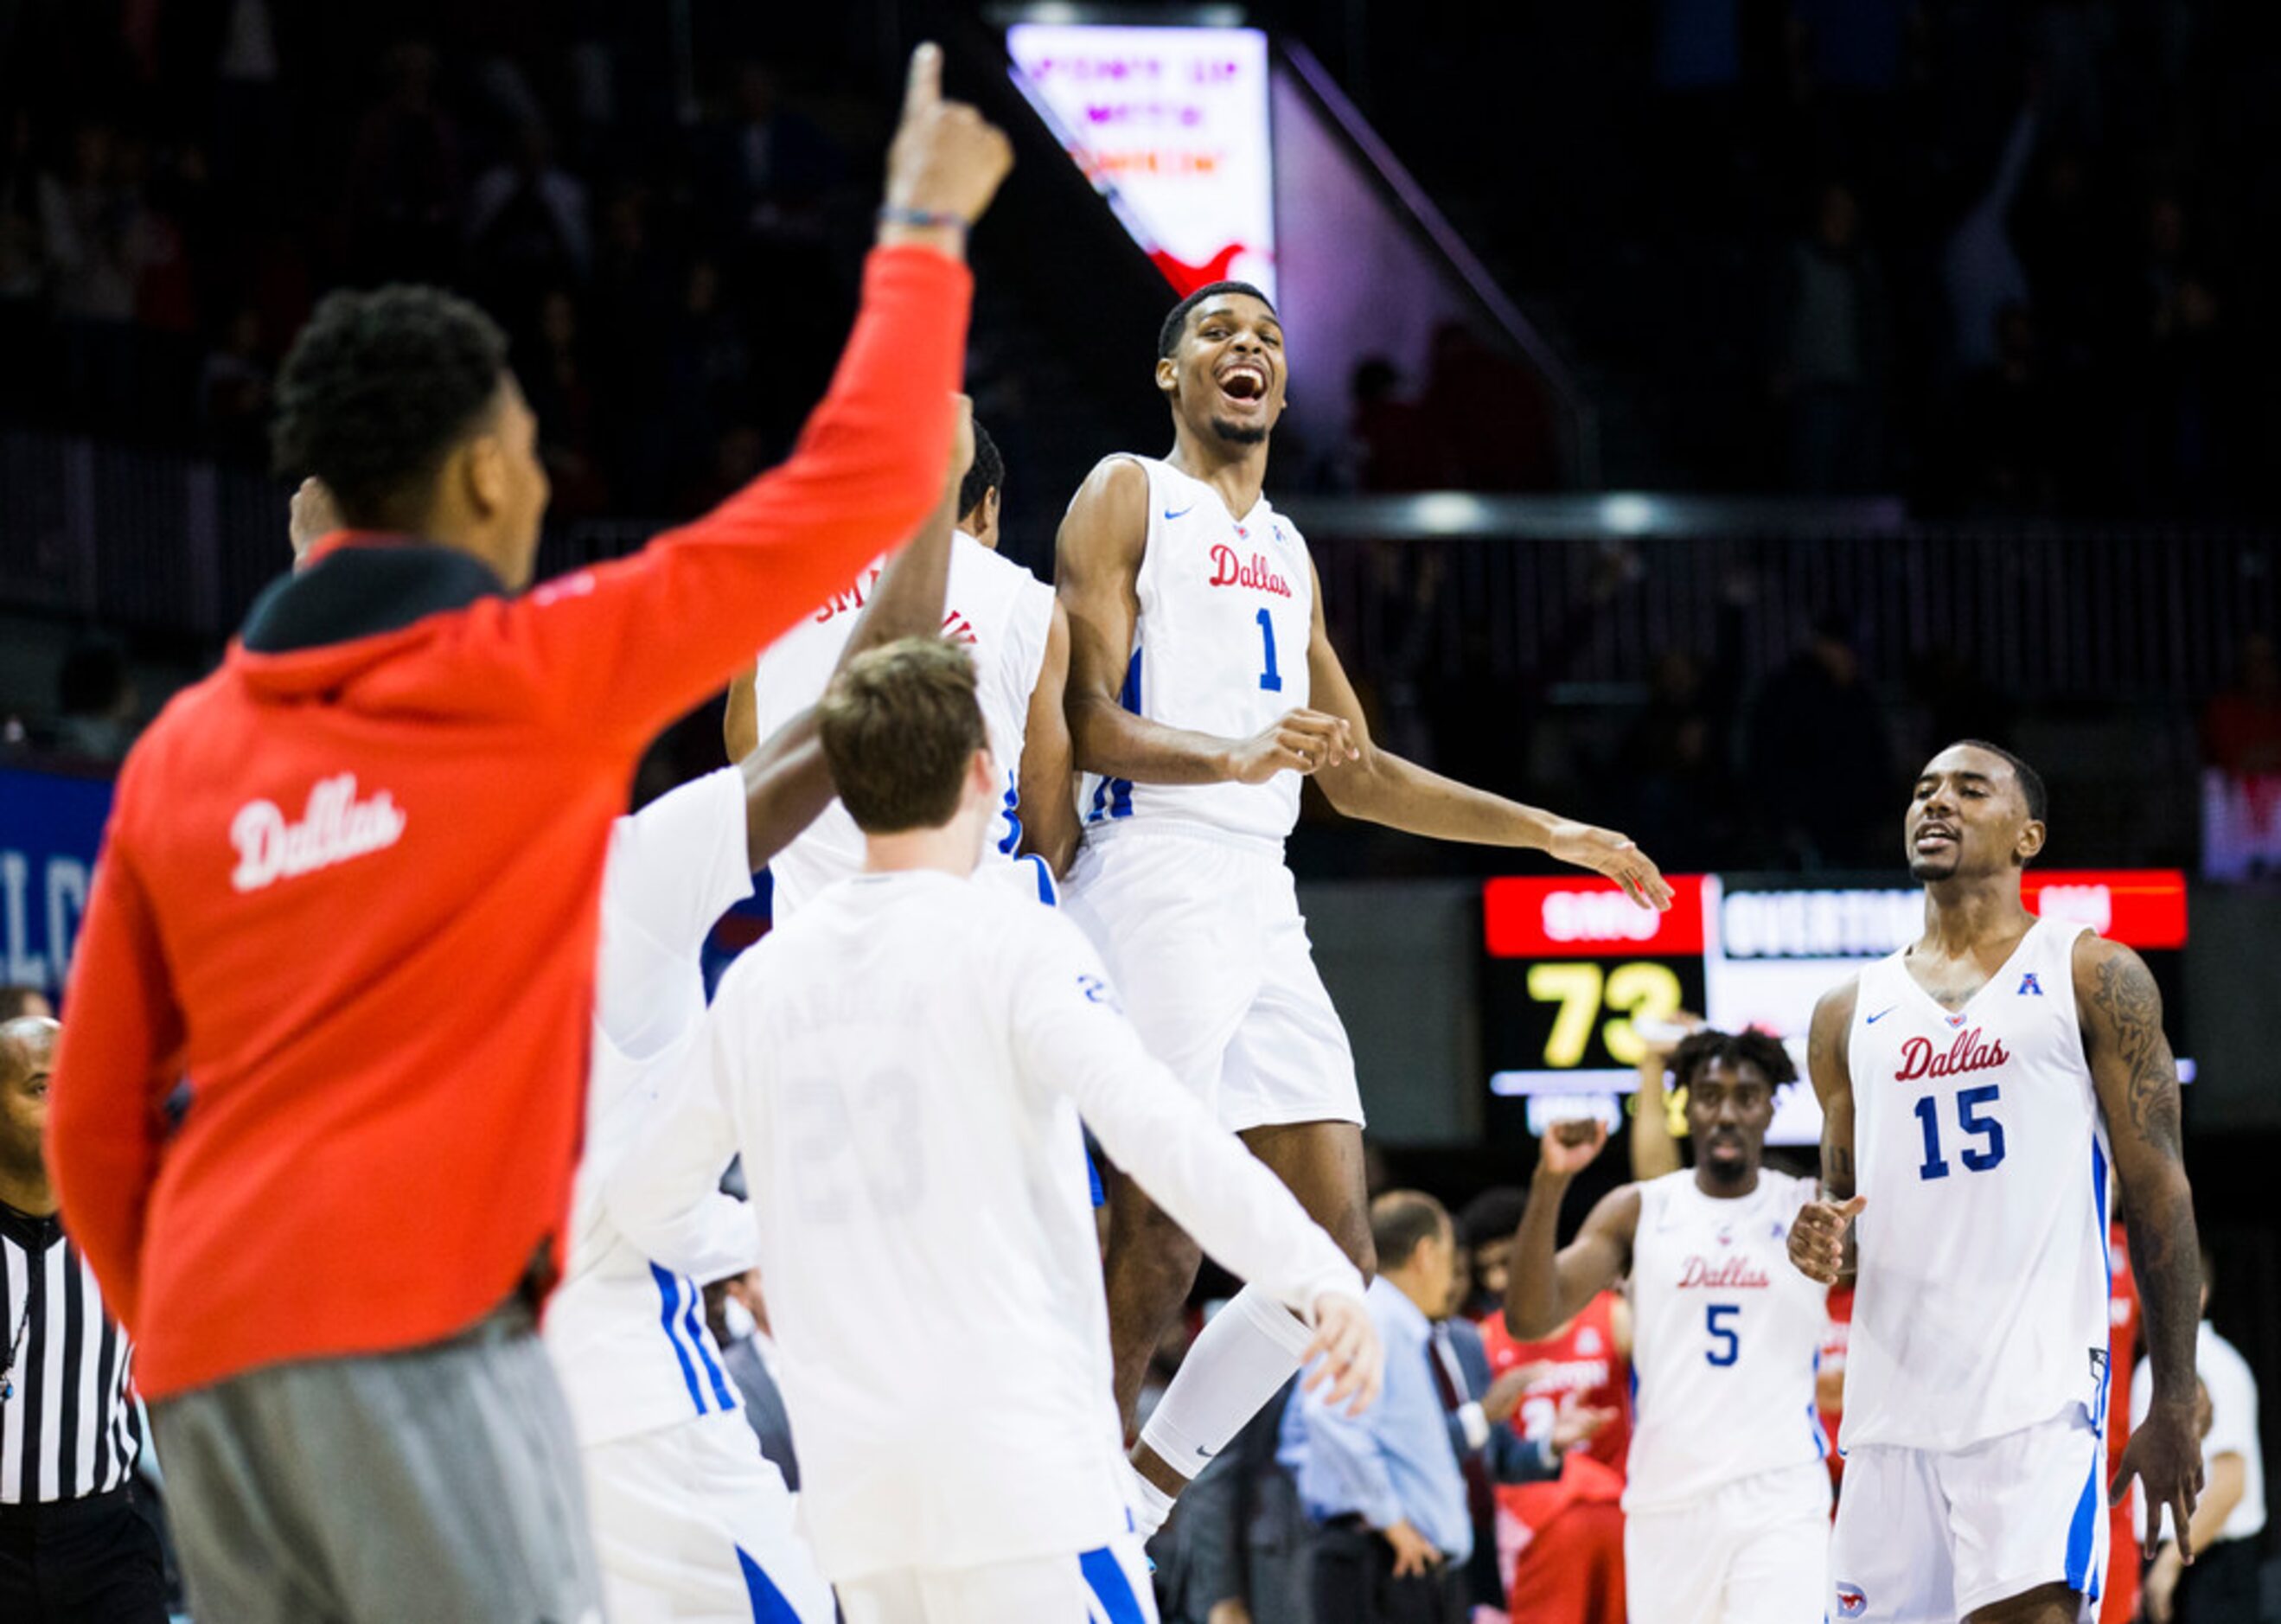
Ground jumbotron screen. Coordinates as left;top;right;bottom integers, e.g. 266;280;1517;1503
1479;871;2190;1146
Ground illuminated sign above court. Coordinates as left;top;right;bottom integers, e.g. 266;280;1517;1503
1006;22;1277;298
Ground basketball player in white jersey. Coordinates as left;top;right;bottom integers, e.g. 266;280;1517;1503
537;403;973;1622
737;414;1077;911
1053;278;1673;1532
1504;1027;1832;1623
611;636;1382;1624
1789;739;2205;1624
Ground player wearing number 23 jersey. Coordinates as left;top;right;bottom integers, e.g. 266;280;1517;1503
1792;740;2205;1624
1505;1028;1831;1624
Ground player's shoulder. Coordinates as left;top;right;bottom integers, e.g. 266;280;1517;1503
1811;974;1862;1025
2069;927;2152;1001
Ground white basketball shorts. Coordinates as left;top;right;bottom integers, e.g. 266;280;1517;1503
837;1534;1157;1624
1830;1405;2107;1621
1062;824;1363;1134
582;1408;834;1623
1624;1460;1831;1624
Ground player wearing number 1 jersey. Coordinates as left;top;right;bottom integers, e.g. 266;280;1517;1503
1505;1029;1833;1624
1055;281;1674;1536
1788;741;2205;1624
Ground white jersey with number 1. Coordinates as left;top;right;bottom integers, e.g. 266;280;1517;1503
750;531;1054;919
1078;455;1315;847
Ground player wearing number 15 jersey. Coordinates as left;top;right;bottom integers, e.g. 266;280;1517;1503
1789;741;2205;1624
1505;1028;1834;1624
1055;279;1675;1542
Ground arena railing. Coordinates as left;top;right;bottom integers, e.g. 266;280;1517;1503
2;432;2272;701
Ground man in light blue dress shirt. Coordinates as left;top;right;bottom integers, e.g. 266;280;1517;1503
1282;1192;1479;1624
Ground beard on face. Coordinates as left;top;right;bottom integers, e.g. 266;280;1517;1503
1211;415;1269;445
1907;851;1960;882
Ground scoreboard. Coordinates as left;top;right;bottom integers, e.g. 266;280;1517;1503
1480;870;2191;1145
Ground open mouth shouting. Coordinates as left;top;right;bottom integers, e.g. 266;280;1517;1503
1217;358;1271;411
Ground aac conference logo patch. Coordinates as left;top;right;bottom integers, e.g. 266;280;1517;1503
1836;1581;1869;1618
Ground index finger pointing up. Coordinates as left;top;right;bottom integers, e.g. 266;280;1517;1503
904;42;942;116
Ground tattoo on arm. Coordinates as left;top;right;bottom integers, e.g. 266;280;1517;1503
2089;951;2182;1155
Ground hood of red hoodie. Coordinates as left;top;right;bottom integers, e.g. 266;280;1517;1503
225;538;507;701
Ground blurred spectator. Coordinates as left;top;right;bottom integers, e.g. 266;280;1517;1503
1774;181;1888;492
466;122;591;313
1418;323;1558;493
2129;193;2231;510
1158;1371;1317;1624
2130;1251;2265;1624
1943;100;2038;376
2201;634;2281;777
1746;612;1894;867
1455;1189;1525;1323
0;988;53;1021
1952;303;2060;514
38;122;146;427
1349;356;1434;493
54;638;137;763
1283;1192;1473;1623
522;288;608;517
196;304;272;460
1608;579;1747;869
344;42;462;285
713;61;844;246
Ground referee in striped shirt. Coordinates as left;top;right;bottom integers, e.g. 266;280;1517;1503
0;1016;166;1621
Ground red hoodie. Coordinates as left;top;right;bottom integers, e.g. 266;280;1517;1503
48;246;969;1400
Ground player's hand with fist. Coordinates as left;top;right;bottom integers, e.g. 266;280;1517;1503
1536;1116;1608;1178
1380;1518;1442;1579
1787;1191;1867;1284
879;42;1013;254
1546;820;1673;911
1225;709;1358;783
1300;1289;1384;1417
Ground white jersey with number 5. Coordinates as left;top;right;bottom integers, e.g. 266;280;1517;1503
751;533;1054;919
1841;917;2112;1453
1626;1169;1832;1512
1078;456;1314;846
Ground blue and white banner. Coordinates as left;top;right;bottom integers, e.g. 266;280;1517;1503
0;765;113;996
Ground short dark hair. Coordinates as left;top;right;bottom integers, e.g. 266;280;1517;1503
1371;1190;1451;1271
1949;738;2048;822
817;637;988;834
272;285;511;530
1671;1027;1798;1091
957;419;1003;525
1158;280;1276;359
1457;1186;1526;1250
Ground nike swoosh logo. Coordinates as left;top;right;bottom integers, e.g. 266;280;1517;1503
1164;504;1195;521
1194;1444;1217;1459
1865;1007;1897;1024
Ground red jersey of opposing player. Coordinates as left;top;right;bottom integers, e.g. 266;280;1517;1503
1481;1289;1632;1624
1818;1282;1856;1493
2100;1222;2143;1624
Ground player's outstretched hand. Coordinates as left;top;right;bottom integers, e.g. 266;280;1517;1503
1546;821;1673;911
1537;1116;1607;1178
1300;1290;1384;1416
1550;1391;1619;1454
1787;1192;1865;1284
1228;709;1358;783
883;43;1013;230
948;392;975;487
2113;1400;2206;1564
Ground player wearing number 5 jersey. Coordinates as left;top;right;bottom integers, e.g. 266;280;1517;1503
1505;1029;1834;1624
1056;278;1675;1540
1789;740;2205;1624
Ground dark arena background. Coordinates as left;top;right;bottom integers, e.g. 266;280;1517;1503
2;2;2278;1619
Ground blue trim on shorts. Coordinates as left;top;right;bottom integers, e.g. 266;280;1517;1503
686;1289;738;1412
736;1545;803;1622
651;1263;707;1413
1086;1148;1106;1208
1023;852;1057;907
1080;1545;1147;1624
2063;1442;2102;1594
